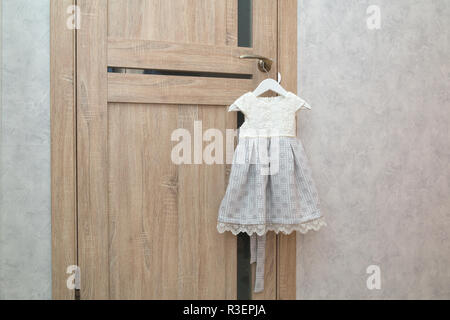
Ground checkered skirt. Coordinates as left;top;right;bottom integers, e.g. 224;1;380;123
217;136;325;236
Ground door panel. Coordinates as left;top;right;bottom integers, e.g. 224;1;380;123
107;104;236;299
107;73;254;105
108;103;178;299
108;39;254;74
77;0;109;300
77;0;278;299
107;0;236;45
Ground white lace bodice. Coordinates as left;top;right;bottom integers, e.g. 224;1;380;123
229;91;311;137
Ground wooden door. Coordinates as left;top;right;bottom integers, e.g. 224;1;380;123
72;0;293;300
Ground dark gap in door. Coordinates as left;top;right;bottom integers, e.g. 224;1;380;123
107;67;252;79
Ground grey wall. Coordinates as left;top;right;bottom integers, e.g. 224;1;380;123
0;0;51;299
297;0;450;299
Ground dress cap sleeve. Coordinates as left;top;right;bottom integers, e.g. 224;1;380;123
288;93;312;112
228;92;252;117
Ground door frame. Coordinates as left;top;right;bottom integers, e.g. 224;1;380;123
50;0;77;300
51;0;298;300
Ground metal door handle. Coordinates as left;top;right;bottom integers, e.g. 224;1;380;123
239;55;273;73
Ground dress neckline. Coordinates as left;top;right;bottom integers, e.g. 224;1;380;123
248;91;294;105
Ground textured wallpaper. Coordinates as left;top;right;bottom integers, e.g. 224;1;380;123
296;0;450;299
0;0;51;299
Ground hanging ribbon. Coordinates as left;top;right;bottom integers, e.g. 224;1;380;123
250;233;266;293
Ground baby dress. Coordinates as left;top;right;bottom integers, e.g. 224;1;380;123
217;91;326;293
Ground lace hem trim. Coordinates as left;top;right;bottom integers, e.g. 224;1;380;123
217;218;326;236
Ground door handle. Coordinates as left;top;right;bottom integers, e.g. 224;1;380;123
239;55;273;73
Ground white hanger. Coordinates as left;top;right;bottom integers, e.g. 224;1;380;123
252;70;289;97
254;71;312;110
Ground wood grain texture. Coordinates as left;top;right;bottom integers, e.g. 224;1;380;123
108;38;254;74
108;0;232;45
107;104;236;299
108;103;179;299
251;0;279;300
225;0;238;46
177;105;236;299
77;0;239;299
277;0;298;300
107;73;253;105
50;0;77;300
77;0;109;299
